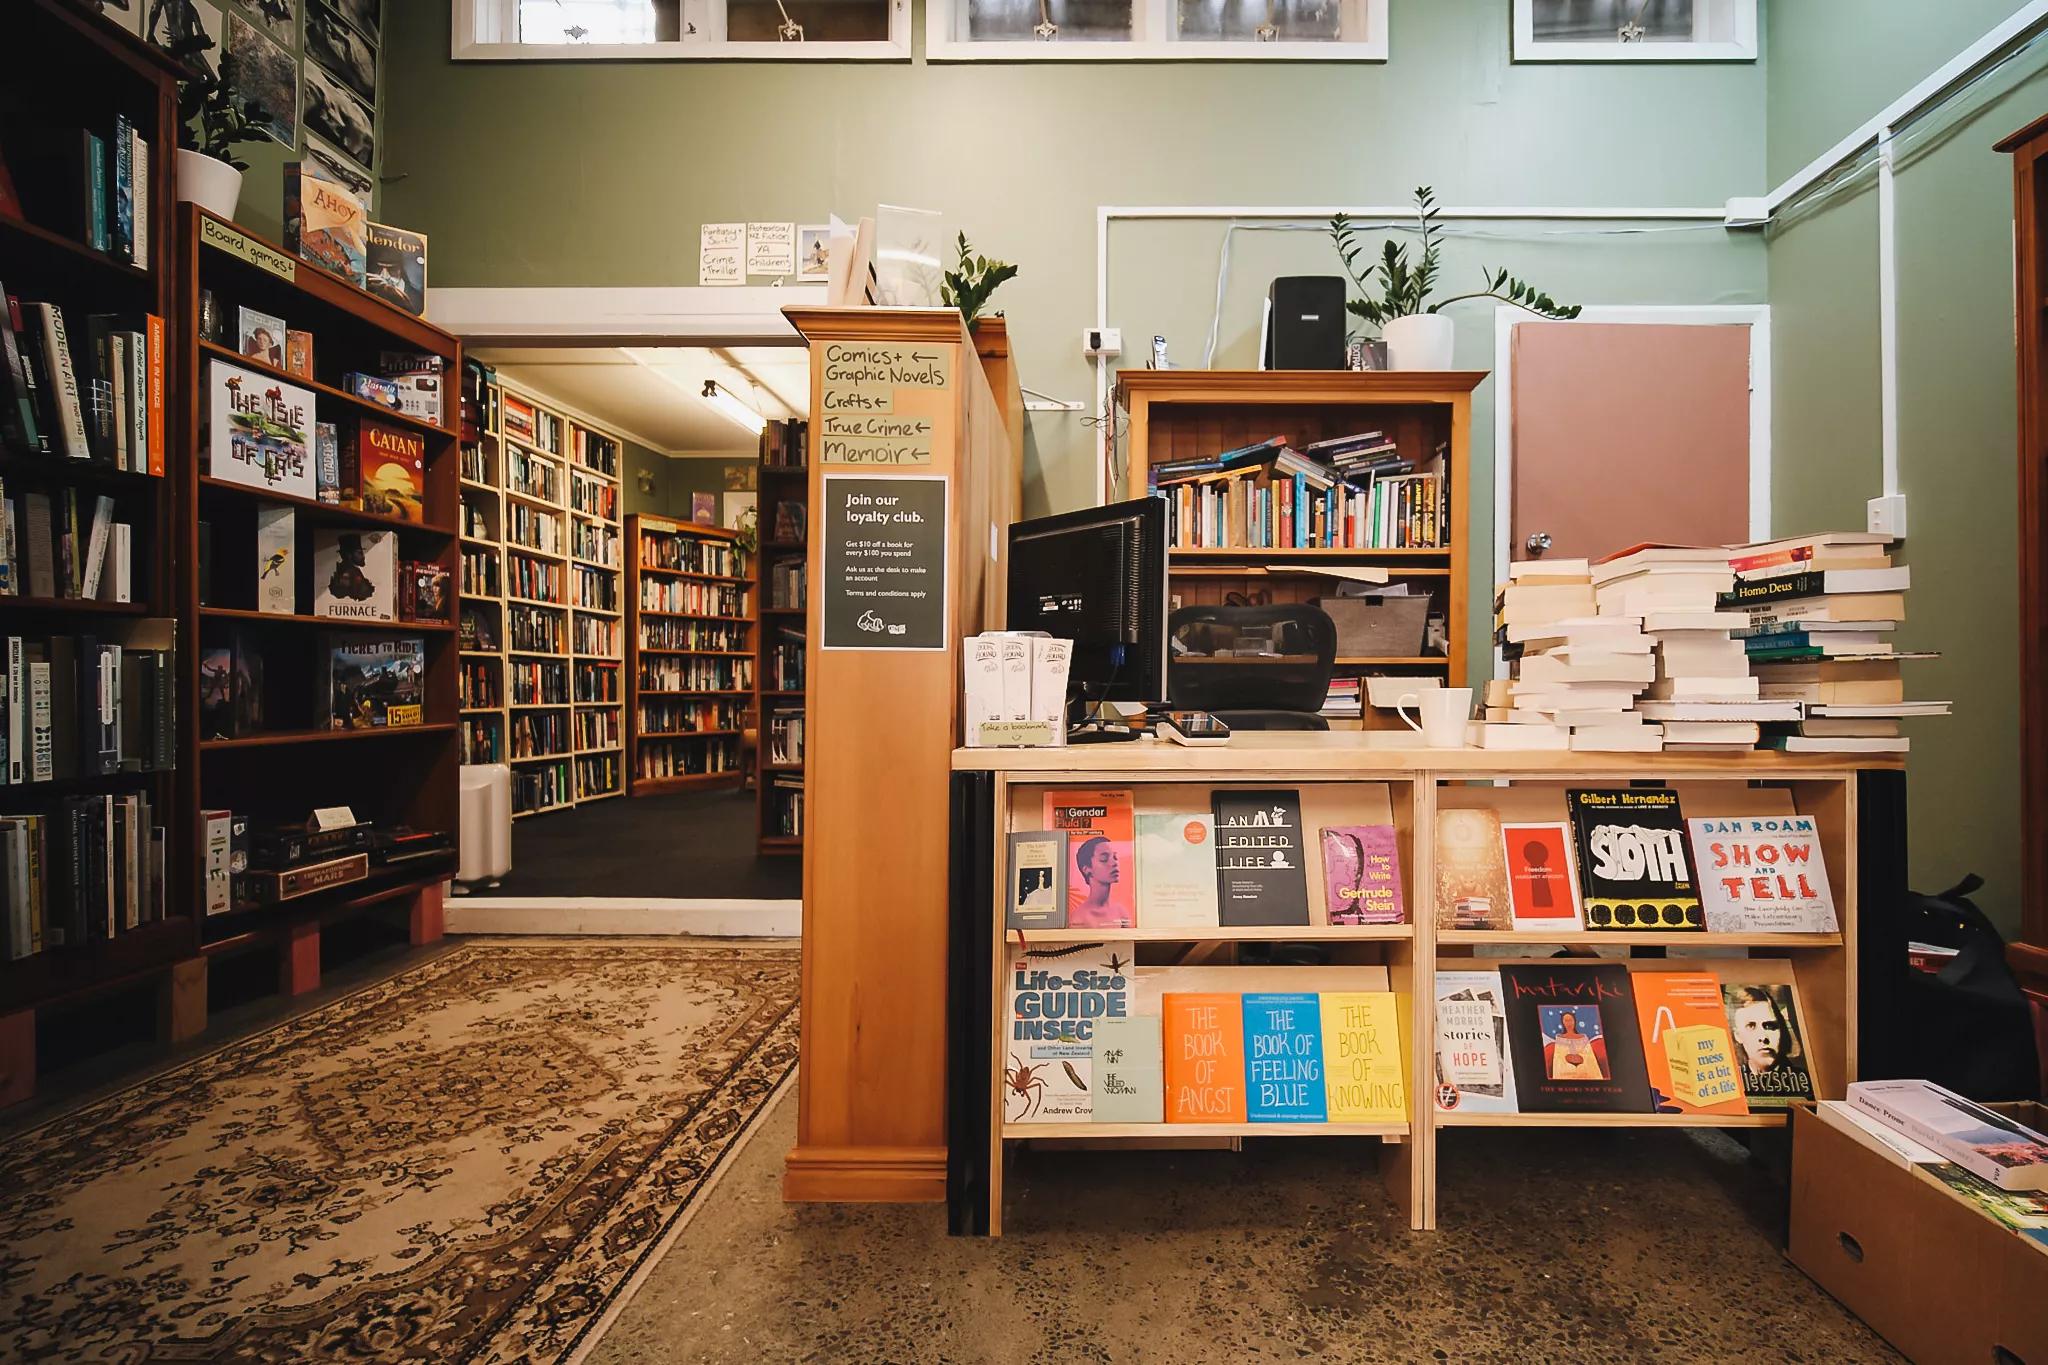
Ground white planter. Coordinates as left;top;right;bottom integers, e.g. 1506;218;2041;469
1383;312;1456;371
175;149;243;221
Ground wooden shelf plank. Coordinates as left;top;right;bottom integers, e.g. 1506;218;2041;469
202;723;457;751
1435;1111;1788;1129
0;210;154;283
0;596;150;615
1007;1121;1409;1139
198;476;457;537
197;339;456;440
200;606;457;633
1439;930;1843;947
1018;923;1412;944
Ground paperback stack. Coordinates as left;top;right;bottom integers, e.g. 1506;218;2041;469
1488;559;1659;751
1724;532;1947;753
1319;675;1362;721
1590;544;1794;751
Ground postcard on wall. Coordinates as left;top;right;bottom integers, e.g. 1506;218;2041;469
798;224;832;282
747;222;796;278
700;223;744;286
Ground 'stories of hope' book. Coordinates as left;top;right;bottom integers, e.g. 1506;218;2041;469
1043;789;1135;929
205;360;315;500
1320;824;1404;924
1211;788;1310;927
1688;814;1839;933
1005;940;1133;1123
1433;969;1517;1113
1567;788;1704;931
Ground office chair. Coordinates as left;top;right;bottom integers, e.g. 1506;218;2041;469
1166;603;1336;731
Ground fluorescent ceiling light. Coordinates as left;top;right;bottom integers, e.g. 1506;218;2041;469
701;379;765;436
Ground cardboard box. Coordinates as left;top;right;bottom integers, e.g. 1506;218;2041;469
1789;1104;2048;1365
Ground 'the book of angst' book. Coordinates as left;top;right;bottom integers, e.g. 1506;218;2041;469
1567;788;1704;931
1211;788;1310;926
1499;962;1653;1113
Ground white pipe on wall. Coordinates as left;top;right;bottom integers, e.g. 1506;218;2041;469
1876;126;1902;500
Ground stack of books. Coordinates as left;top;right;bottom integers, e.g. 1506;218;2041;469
1725;532;1947;753
1319;675;1362;720
1486;559;1659;751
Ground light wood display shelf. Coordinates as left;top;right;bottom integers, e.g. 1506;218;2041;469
626;516;752;797
954;733;1896;1236
456;377;624;812
1116;370;1484;703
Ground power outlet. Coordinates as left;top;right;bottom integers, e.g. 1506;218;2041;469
1867;494;1908;539
1083;327;1122;360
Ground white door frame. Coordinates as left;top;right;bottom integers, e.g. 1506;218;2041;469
1491;303;1772;596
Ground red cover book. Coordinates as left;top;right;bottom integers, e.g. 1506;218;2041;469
353;419;426;522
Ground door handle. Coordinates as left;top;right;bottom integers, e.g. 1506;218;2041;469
1524;532;1552;555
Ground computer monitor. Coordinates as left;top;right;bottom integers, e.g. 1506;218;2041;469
1006;497;1169;721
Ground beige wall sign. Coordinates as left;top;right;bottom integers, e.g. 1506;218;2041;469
817;341;952;465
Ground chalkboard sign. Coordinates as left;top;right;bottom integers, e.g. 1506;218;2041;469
821;474;949;651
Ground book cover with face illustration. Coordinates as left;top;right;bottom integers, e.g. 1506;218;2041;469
1042;789;1135;929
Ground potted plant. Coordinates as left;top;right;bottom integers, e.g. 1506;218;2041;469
156;1;272;220
1331;187;1580;370
940;232;1019;330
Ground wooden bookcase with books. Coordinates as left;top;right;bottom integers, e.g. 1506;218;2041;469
178;205;458;993
1115;370;1483;710
457;363;505;773
627;516;752;795
566;414;624;805
0;0;196;1105
756;418;807;855
499;386;574;816
951;742;1883;1235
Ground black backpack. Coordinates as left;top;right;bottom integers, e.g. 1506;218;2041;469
1893;875;2041;1101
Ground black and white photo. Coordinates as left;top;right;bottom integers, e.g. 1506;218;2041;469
304;60;374;168
307;135;372;201
328;0;379;44
242;0;298;45
223;12;299;147
147;0;225;76
307;0;377;103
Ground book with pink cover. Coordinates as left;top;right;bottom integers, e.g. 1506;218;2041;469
1320;825;1405;924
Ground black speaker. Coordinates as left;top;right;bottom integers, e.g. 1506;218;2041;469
1264;276;1347;370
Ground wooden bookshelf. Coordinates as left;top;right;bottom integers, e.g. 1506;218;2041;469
456;364;505;772
1115;370;1484;711
0;0;195;1106
567;415;624;805
176;204;456;993
627;516;752;795
755;419;807;855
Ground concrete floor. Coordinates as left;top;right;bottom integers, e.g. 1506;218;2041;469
592;1093;1898;1364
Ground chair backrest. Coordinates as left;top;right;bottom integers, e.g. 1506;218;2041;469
1166;603;1337;716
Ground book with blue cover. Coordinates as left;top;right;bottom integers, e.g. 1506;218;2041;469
1242;991;1327;1123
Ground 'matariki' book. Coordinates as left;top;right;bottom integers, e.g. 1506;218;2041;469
1321;992;1407;1124
1631;972;1748;1116
1004;939;1134;1124
1242;992;1327;1123
1163;992;1247;1124
1689;814;1838;933
1042;789;1136;929
1212;789;1310;927
1499;962;1653;1113
1567;788;1703;931
1320;825;1404;924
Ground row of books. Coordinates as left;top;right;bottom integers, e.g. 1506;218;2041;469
1006;941;1405;1125
768;708;805;765
768;773;804;835
1430;960;1814;1116
641;619;748;652
634;735;742;778
573;660;620;702
2;793;165;960
510;659;568;705
641;534;745;578
639;656;751;693
201;633;425;737
761;419;808;469
512;761;569;814
1158;466;1449;552
639;579;748;616
572;564;617;611
769;627;805;691
765;559;806;611
576;752;621;795
572;427;620;479
2;289;164;473
636;698;747;735
0;629;175;783
8;115;150;267
1;485;135;602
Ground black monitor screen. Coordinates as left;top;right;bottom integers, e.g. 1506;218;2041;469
1006;497;1167;705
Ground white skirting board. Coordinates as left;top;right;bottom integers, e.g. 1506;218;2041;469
444;897;802;938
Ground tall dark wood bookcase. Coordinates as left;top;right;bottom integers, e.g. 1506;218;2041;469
755;419;806;856
177;206;459;997
625;515;752;795
0;0;193;1107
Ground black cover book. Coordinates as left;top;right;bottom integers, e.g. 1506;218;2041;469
1566;787;1703;931
1499;962;1654;1113
0;280;39;452
1211;788;1311;926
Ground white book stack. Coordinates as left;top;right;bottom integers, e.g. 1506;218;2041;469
1488;559;1662;751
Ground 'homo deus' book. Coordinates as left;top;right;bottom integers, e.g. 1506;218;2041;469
1499;962;1653;1113
1567;788;1704;931
1211;788;1310;927
1005;939;1132;1123
205;360;315;500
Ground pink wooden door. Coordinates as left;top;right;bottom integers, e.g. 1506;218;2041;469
1510;321;1753;562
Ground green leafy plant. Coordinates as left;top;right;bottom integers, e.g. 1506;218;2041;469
153;0;272;168
733;504;759;556
1331;187;1580;328
940;232;1019;329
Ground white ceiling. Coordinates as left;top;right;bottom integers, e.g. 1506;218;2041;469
471;345;810;456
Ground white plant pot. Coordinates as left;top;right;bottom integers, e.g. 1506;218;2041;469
175;149;243;221
1383;313;1456;371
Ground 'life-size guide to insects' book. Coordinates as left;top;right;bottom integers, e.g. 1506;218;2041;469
1004;939;1133;1123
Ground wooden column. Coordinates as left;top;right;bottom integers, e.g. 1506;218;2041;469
781;308;1007;1202
0;1009;32;1109
280;923;321;997
158;958;209;1044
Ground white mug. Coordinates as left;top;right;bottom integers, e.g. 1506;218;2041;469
1397;687;1473;747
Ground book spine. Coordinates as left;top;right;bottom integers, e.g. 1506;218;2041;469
1719;571;1826;606
112;115;133;264
6;639;20;784
125;331;146;473
10;296;52;454
131;129;149;272
145;314;164;476
84;132;107;253
0;284;35;451
108;332;129;469
80;495;113;598
36;306;91;460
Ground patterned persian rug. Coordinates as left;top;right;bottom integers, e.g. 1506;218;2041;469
0;938;799;1363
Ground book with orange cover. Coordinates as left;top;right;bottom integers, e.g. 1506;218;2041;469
1631;972;1748;1116
1043;789;1136;929
1163;992;1247;1123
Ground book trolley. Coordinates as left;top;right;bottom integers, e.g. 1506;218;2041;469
948;736;1900;1236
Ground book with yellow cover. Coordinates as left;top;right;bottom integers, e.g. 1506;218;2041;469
1162;992;1247;1124
1631;971;1747;1116
1320;991;1407;1124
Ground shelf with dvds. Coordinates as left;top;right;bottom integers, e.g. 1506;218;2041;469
0;0;201;1103
627;516;752;796
177;206;457;990
755;418;807;855
1115;370;1483;714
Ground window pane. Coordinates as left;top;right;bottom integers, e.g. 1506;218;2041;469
517;0;680;42
726;0;890;41
1177;0;1341;42
965;0;1132;42
1529;0;1695;43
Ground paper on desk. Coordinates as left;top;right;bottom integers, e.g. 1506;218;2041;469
1292;565;1392;585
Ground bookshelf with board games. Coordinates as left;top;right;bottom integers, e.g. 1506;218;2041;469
627;516;753;795
756;418;807;856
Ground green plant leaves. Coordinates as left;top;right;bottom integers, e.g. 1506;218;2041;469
1332;186;1579;327
943;230;1019;327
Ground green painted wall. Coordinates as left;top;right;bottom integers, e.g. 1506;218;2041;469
1766;1;2039;927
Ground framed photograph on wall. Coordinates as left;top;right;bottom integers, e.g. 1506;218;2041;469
1511;0;1755;62
308;0;378;102
223;12;299;147
305;61;375;167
